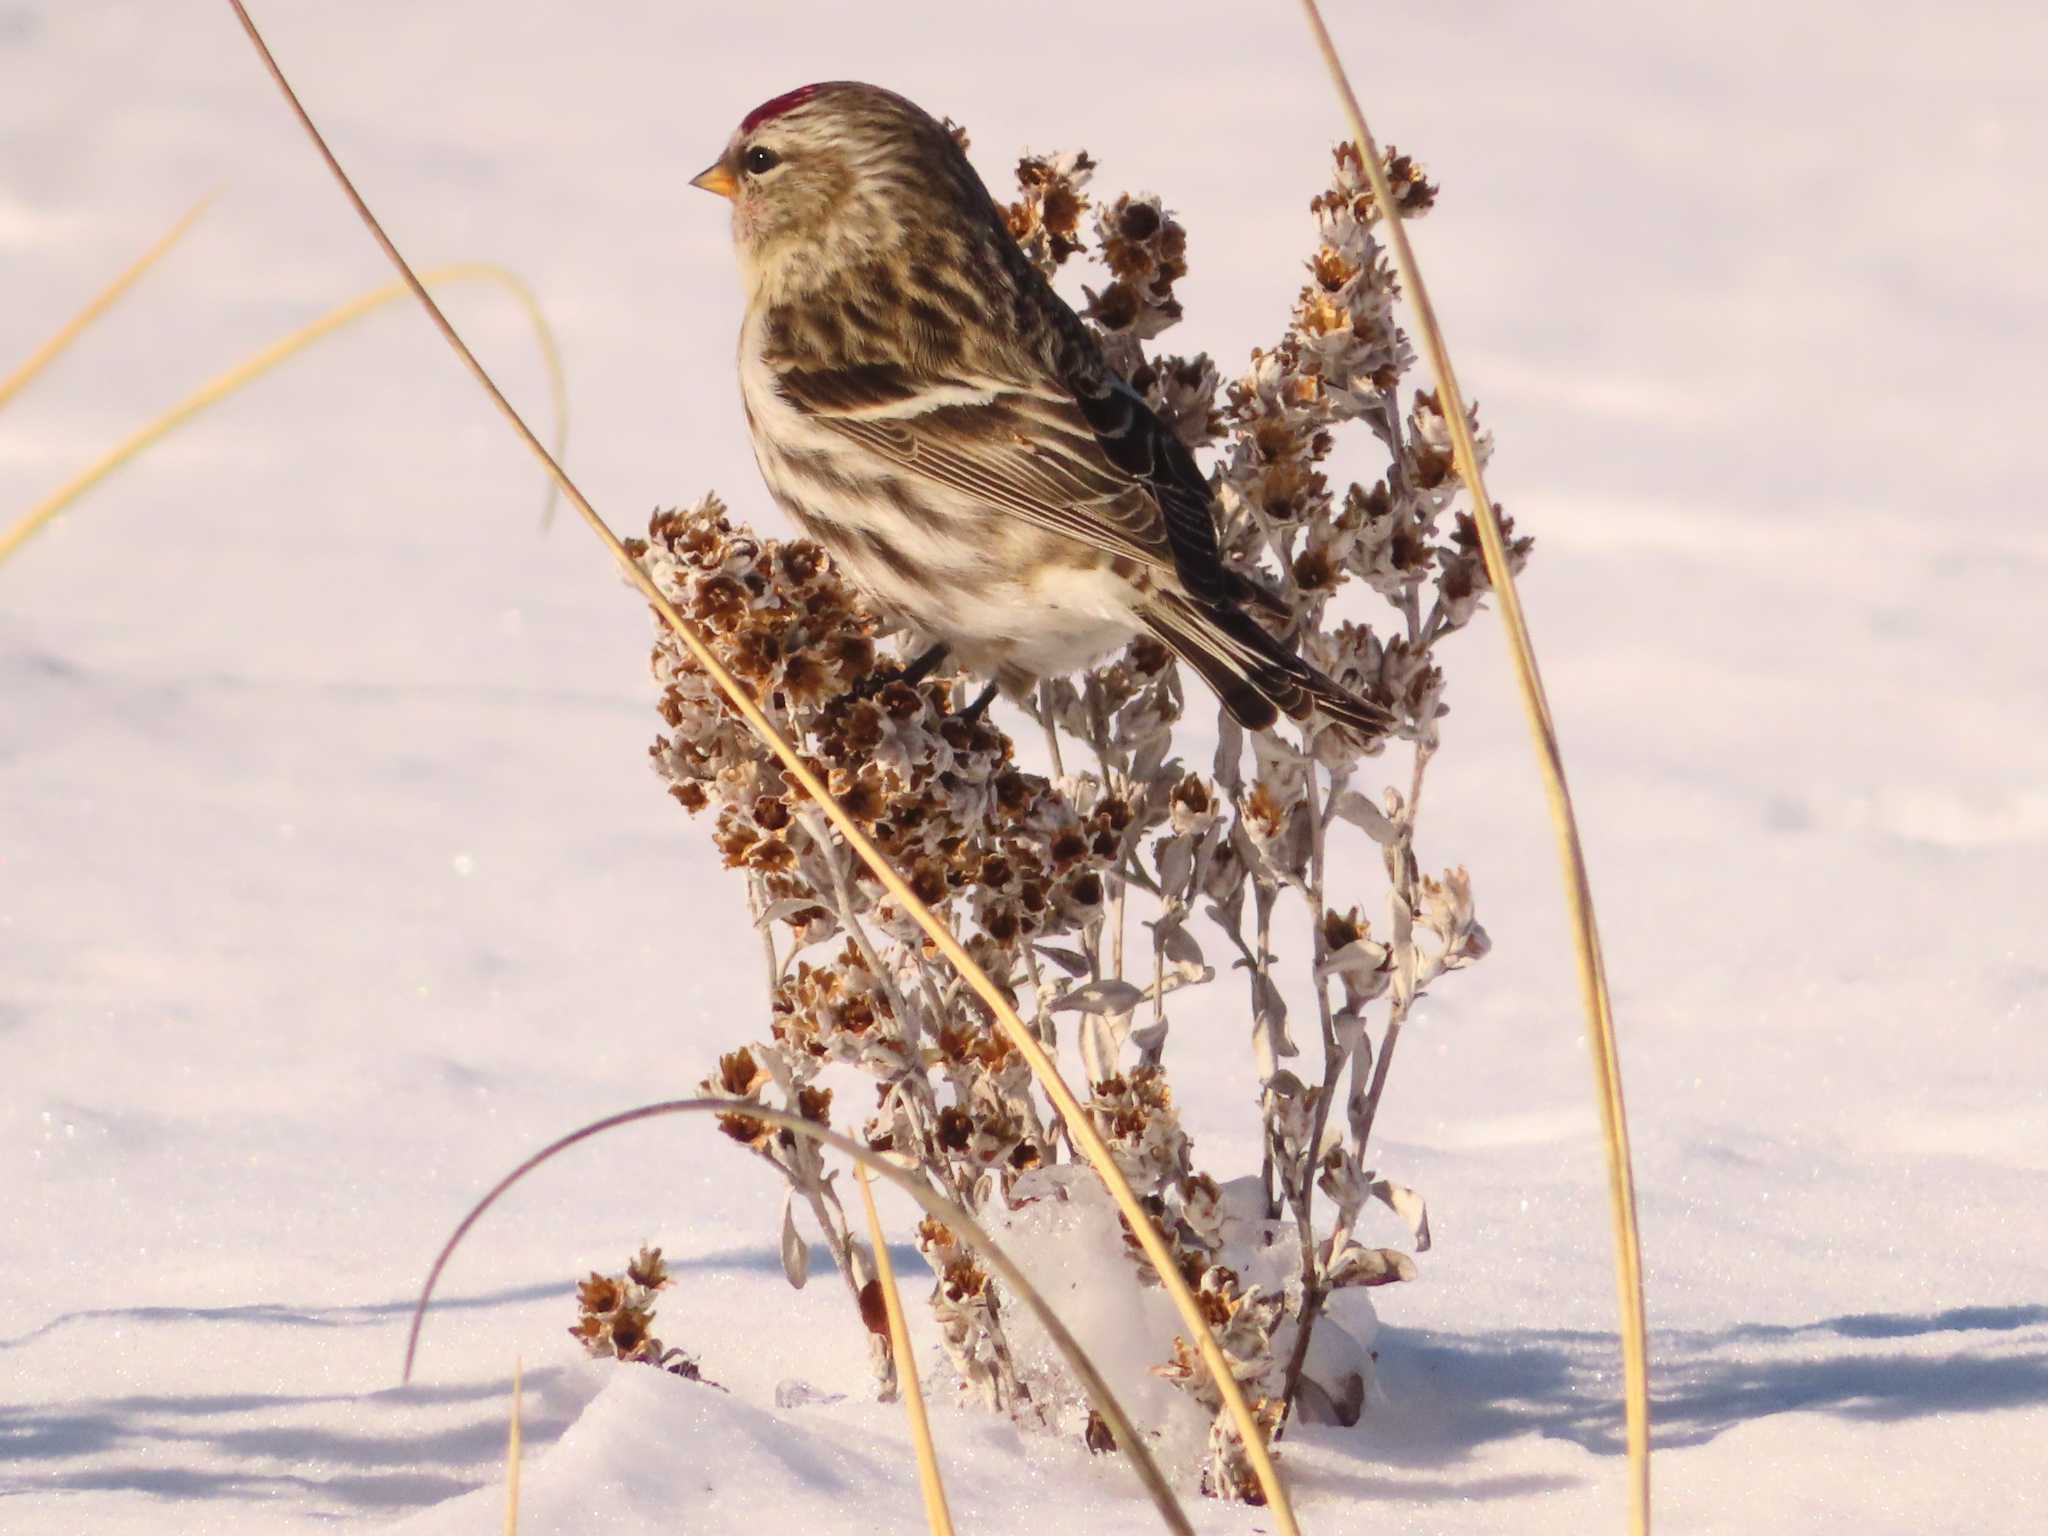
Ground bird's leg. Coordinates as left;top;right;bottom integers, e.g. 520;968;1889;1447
851;641;949;700
954;681;1000;724
896;641;950;689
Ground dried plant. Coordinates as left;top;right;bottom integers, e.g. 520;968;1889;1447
216;3;1631;1520
568;1245;717;1384
630;138;1524;1500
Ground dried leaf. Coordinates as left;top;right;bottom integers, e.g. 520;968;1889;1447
1204;888;1246;939
1080;1007;1129;1087
1033;944;1093;978
1085;1407;1120;1454
1332;789;1400;844
1316;1143;1370;1221
1052;978;1147;1016
1371;1178;1432;1252
1154;835;1194;894
1129;1018;1169;1062
778;1189;809;1290
1388;888;1417;1009
1332;1006;1370;1065
1320;935;1390;980
1325;1243;1417;1288
1152;912;1206;969
1148;963;1214;997
1130;726;1173;785
1251;972;1296;1077
753;895;832;930
858;1276;890;1336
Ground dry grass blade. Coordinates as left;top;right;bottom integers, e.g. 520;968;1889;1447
402;1098;1196;1536
0;193;212;414
0;262;569;570
1293;2;1651;1530
503;1357;523;1536
855;1164;955;1536
220;3;1299;1524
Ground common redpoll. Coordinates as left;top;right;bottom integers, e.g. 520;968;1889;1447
692;82;1388;738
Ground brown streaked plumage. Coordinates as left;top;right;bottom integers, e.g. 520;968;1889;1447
692;81;1389;738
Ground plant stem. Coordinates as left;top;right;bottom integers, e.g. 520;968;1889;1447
1277;739;1342;1422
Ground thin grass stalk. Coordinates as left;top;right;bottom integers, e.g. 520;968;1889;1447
0;194;213;414
503;1357;523;1536
402;1098;1195;1536
0;262;568;568
219;5;1299;1523
855;1164;955;1536
1292;3;1650;1529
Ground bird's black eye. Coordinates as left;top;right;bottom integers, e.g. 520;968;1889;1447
742;146;780;176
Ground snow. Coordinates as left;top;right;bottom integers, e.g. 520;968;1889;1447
5;1;2046;1532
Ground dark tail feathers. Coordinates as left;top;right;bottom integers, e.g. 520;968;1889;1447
1141;593;1391;739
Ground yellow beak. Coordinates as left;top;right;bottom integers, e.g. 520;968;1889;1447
691;160;739;200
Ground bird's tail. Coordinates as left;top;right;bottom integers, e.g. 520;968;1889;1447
1140;592;1391;739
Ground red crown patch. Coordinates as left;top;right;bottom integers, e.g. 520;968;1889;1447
741;84;826;135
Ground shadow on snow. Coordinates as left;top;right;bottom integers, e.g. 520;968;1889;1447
1368;1303;2048;1463
4;1277;2044;1512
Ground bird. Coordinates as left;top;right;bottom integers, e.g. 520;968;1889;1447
690;80;1389;740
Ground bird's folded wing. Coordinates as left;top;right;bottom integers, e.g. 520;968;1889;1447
774;362;1184;577
1066;374;1244;608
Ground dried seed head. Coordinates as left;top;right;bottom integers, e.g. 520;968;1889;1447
626;1246;670;1290
1006;149;1096;273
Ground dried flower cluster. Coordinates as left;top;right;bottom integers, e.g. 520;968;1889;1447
569;1246;713;1383
1011;149;1222;452
630;494;1159;1412
619;139;1524;1501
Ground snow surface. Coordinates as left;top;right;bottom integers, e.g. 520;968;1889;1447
5;1;2046;1532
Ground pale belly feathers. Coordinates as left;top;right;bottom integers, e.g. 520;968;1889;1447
738;321;1147;688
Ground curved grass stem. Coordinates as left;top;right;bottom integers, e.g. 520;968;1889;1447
404;1098;1193;1536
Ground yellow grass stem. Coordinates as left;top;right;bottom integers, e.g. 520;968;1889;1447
223;2;1299;1525
855;1164;955;1536
503;1357;524;1536
1293;3;1652;1530
0;194;213;415
404;1099;1196;1536
0;261;567;570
